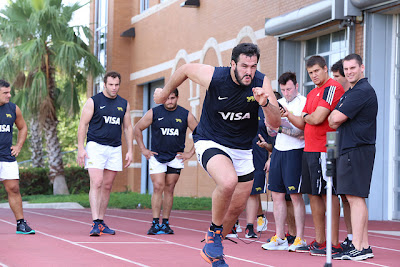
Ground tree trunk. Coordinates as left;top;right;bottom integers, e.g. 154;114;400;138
29;116;45;168
43;117;69;195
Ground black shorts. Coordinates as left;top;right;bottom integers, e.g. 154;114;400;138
250;169;267;195
268;148;303;194
336;145;375;198
301;152;337;195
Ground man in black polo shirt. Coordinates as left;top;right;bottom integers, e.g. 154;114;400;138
328;54;378;261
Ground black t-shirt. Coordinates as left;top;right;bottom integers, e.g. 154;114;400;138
335;78;378;155
87;92;127;147
151;105;189;163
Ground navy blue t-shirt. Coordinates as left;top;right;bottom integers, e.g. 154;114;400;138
87;92;127;147
193;67;265;149
0;102;16;162
335;78;378;155
151;105;189;163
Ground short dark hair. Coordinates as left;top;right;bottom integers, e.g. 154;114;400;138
231;43;260;64
0;79;10;89
343;53;363;66
331;60;344;77
278;72;297;86
306;55;327;69
172;88;179;97
103;71;121;84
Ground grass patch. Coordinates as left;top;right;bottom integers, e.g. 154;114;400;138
20;192;212;210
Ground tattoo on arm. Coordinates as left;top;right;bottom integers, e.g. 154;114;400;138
281;127;304;138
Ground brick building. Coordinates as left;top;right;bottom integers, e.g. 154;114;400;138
89;0;400;221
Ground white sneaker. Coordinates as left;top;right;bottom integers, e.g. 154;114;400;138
235;221;242;233
257;216;268;232
288;237;307;252
261;235;289;250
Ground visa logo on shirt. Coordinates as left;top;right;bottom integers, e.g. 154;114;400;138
103;116;121;125
0;125;11;132
161;128;179;136
218;112;251;121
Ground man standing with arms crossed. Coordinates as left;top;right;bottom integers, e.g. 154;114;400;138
261;72;307;251
285;56;344;255
0;80;35;234
134;88;198;235
329;54;377;261
154;43;280;266
77;71;133;236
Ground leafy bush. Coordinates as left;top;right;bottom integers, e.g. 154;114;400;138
0;167;90;200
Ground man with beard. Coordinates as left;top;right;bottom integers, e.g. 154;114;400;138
153;43;281;266
133;88;198;235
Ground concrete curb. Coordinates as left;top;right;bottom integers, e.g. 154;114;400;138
0;202;84;209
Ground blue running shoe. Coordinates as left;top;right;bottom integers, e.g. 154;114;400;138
200;228;224;264
90;221;101;236
16;220;35;235
212;258;229;267
99;222;115;235
147;222;161;235
158;221;174;234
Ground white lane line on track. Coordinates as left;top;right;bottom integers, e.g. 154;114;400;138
0;263;9;267
24;210;275;267
65;208;400;242
76;242;170;244
0;219;149;267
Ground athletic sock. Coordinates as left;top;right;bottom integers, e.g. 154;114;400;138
246;223;254;228
210;222;223;231
153;218;160;225
257;214;264;218
162;218;169;224
17;219;25;224
347;234;353;241
94;219;101;223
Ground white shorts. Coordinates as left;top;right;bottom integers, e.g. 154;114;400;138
85;141;122;171
0;161;19;181
194;140;254;177
149;156;184;174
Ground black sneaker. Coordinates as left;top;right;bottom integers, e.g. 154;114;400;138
310;244;343;256
332;243;367;261
295;239;318;253
341;237;352;251
362;246;374;259
159;222;174;234
147;222;161;235
99;221;115;235
16;220;35;234
245;224;257;238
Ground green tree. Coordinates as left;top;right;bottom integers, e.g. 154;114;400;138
0;0;103;194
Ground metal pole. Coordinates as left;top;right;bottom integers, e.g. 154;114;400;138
325;132;338;267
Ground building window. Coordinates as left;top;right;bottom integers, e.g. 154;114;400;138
303;30;347;95
94;0;108;94
140;0;149;13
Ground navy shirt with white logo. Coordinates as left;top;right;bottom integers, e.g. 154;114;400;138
193;67;265;149
151;105;189;163
87;92;127;147
0;102;17;162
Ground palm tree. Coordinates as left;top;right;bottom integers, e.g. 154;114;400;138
0;0;104;194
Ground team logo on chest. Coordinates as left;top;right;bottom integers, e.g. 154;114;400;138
0;124;11;132
6;114;12;118
218;112;251;121
161;128;179;136
103;116;121;125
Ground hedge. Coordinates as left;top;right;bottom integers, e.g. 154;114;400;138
0;167;90;200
